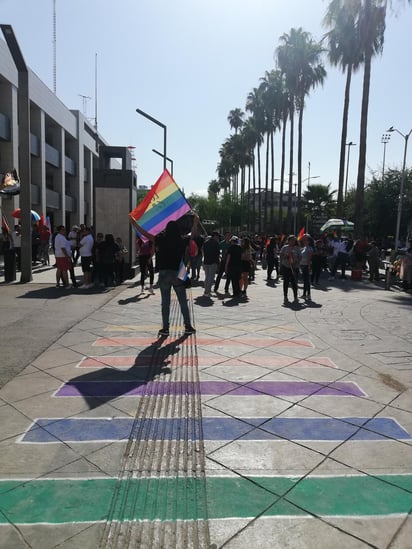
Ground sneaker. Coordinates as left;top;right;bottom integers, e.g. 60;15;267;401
158;328;169;337
149;286;154;294
79;284;88;289
184;326;196;335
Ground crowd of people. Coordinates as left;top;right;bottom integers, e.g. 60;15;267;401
52;224;127;289
0;220;130;290
136;229;412;308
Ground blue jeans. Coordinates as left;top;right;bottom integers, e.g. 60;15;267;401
158;269;191;329
203;263;217;294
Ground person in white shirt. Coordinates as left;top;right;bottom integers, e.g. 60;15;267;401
54;225;71;288
78;227;94;288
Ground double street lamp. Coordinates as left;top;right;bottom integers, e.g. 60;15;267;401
152;148;174;176
136;108;167;171
387;126;412;252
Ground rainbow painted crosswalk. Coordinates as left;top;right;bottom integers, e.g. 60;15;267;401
2;312;412;546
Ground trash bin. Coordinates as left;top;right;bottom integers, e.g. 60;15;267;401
4;249;16;282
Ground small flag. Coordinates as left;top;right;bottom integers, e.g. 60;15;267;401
177;260;188;281
297;227;305;241
129;169;191;238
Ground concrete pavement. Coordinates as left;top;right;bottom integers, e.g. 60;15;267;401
0;262;411;548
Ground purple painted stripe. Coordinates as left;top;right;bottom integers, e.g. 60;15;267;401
55;380;365;398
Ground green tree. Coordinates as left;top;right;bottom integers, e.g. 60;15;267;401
364;168;412;239
303;183;336;232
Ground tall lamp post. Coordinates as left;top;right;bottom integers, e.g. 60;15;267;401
1;24;32;282
387;126;412;252
152;148;174;176
136;109;167;171
306;162;320;189
381;133;391;182
344;141;356;199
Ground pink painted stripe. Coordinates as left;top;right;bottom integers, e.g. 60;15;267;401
79;356;336;369
93;337;314;348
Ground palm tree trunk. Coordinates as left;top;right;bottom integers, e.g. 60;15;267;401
279;114;287;232
337;64;353;218
264;134;270;231
297;100;303;230
270;130;275;229
251;150;256;232
355;49;372;239
257;143;262;233
287;101;295;233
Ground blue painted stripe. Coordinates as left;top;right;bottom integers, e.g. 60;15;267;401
21;417;411;443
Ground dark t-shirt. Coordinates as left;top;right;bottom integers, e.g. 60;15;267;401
203;237;220;265
157;235;188;271
226;244;242;271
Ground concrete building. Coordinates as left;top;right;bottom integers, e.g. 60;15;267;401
0;37;106;230
0;34;141;277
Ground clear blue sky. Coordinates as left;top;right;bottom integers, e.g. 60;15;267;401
1;0;411;196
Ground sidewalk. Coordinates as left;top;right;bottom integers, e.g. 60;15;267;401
0;264;411;548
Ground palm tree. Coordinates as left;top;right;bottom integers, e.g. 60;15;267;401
227;108;245;135
295;37;326;228
208;179;221;199
259;70;284;230
303;183;337;221
246;87;266;232
242;117;262;231
323;0;364;219
276;30;300;233
354;0;386;238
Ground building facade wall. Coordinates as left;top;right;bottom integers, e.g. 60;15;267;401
0;39;102;232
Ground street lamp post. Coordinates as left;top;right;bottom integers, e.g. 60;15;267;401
152;148;174;176
387;126;412;252
381;133;391;182
136;109;167;171
344;142;356;199
306;162;320;189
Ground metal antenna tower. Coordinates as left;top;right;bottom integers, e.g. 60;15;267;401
52;0;56;93
78;94;92;117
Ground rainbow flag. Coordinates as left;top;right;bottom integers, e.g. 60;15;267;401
129;170;191;237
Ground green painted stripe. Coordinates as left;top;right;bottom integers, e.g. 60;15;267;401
0;476;411;524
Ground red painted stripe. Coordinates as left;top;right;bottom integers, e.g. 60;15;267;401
79;356;335;369
94;337;314;348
